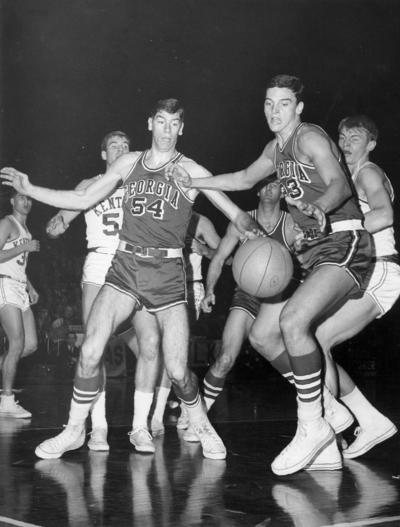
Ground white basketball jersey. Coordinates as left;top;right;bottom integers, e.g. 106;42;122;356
352;162;397;257
0;215;32;282
84;175;125;252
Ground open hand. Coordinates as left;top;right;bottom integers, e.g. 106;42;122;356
285;197;326;232
0;167;32;195
165;163;192;187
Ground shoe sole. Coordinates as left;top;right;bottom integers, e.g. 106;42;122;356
130;441;155;454
87;442;110;451
271;428;334;476
35;434;85;460
202;449;227;460
0;411;32;419
343;424;398;459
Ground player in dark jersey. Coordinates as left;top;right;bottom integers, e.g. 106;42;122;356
167;76;373;475
1;98;259;462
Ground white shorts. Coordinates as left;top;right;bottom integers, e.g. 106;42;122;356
81;251;115;287
365;260;400;317
0;277;30;312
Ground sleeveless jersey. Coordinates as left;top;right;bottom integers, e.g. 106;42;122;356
250;209;291;250
84;174;125;252
121;151;195;248
353;161;397;257
0;215;32;282
184;213;203;282
275;122;363;229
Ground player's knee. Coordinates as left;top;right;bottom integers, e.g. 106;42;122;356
138;336;159;361
279;306;307;342
22;339;38;358
7;334;25;354
214;351;235;376
249;329;275;355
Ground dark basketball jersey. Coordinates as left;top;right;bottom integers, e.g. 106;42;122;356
274;123;362;229
121;151;195;248
249;209;291;251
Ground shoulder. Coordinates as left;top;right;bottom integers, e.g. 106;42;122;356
296;123;336;158
357;162;391;194
179;155;211;179
262;138;278;159
0;216;16;237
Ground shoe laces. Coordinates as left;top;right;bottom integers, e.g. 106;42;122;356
193;421;222;450
45;425;82;448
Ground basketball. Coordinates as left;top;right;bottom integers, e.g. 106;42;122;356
232;237;293;298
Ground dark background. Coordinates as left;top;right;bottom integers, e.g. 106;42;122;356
1;0;400;365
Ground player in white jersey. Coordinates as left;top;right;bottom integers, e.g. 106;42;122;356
0;190;40;418
315;115;399;458
46;131;142;450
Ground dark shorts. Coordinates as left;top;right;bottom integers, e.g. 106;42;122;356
230;287;261;319
296;230;372;290
105;251;187;312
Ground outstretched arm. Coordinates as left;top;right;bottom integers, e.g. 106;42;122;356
202;222;241;313
181;159;261;237
46;178;96;238
1;153;137;210
191;214;221;260
167;142;276;191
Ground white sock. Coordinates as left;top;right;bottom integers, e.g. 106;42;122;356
90;391;108;429
297;396;323;422
68;399;91;427
204;396;214;411
341;386;386;428
151;386;170;423
183;393;206;424
132;390;154;430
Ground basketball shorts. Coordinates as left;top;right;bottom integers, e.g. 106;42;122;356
296;230;372;290
0;277;30;312
105;251;187;312
81;251;115;287
187;280;205;322
365;259;400;317
230;287;261;319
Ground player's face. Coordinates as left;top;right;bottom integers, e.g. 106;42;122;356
259;181;282;203
12;193;32;215
338;127;375;167
264;87;303;135
103;136;130;166
148;110;184;151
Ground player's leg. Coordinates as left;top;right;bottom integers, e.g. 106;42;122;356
82;282;110;451
203;308;253;411
272;265;357;475
0;305;31;418
128;309;161;453
317;289;398;458
35;285;137;459
21;307;38;358
156;303;226;459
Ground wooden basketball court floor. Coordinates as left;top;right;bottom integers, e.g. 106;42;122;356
1;371;399;527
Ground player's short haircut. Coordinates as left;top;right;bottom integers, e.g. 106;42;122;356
267;74;305;103
254;173;279;193
338;115;379;142
150;98;184;121
101;131;130;152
